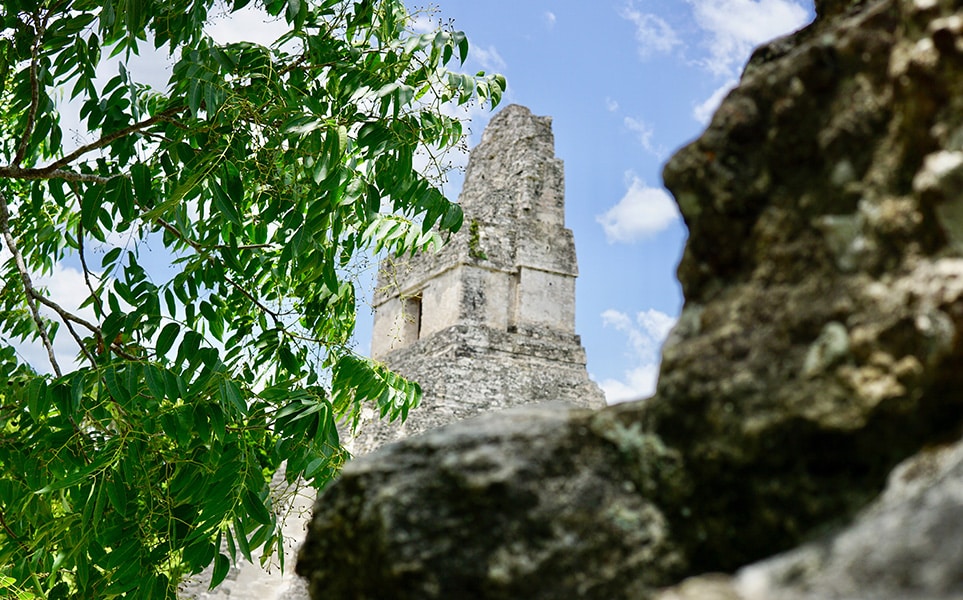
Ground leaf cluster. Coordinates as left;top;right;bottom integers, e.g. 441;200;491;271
0;0;505;596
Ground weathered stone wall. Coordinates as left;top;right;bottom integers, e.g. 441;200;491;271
297;0;963;598
354;324;599;449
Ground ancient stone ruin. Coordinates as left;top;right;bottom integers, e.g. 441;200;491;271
296;0;963;598
355;104;605;451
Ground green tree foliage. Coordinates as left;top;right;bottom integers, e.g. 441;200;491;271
0;0;505;596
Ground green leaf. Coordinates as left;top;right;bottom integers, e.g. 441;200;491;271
179;330;203;365
155;322;179;358
103;366;131;405
303;457;325;478
211;178;243;226
34;453;109;494
131;162;154;205
200;301;224;341
25;378;49;421
218;378;247;416
224;162;243;205
233;520;253;563
102;246;123;270
454;31;469;65
242;489;273;526
210;553;231;589
145;364;167;400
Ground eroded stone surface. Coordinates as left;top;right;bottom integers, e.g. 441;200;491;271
297;406;685;599
646;0;963;571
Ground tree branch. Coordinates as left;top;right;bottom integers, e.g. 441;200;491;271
0;168;120;183
0;192;61;376
0;107;182;180
0;509;28;553
45;107;182;171
11;11;44;167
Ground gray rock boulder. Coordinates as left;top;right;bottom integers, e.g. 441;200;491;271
656;434;963;600
651;0;963;570
296;405;686;599
297;0;963;597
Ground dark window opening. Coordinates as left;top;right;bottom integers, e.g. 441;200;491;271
404;294;423;342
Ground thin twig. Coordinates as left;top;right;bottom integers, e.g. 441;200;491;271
31;292;99;334
0;193;61;376
41;107;181;171
223;272;282;327
28;289;137;361
277;53;311;78
151;212;311;345
153;215;273;252
107;340;139;362
69;183;105;316
62;318;96;368
0;509;28;552
76;228;104;313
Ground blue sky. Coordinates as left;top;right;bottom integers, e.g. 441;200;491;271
380;0;818;402
15;0;817;404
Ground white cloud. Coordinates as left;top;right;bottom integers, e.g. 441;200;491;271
206;4;291;46
619;0;809;77
619;3;682;58
598;308;677;404
616;0;810;129
623;116;666;158
597;173;680;243
471;44;507;72
693;78;737;124
599;364;661;404
689;0;810;76
544;11;557;29
602;308;676;361
605;97;620;112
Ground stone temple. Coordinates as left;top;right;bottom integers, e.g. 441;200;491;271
181;104;603;599
355;103;605;450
